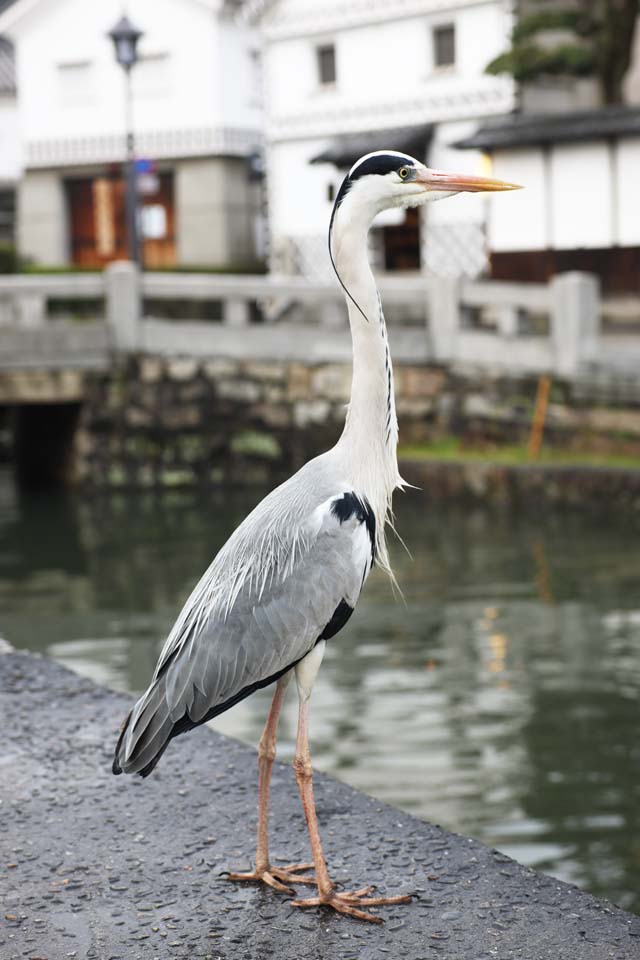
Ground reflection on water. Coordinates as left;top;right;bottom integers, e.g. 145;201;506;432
0;470;639;914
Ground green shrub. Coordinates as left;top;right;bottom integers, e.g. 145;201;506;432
0;243;20;274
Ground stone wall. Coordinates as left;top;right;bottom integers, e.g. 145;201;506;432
75;356;444;488
71;356;640;489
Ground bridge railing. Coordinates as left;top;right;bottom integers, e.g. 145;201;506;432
0;261;637;379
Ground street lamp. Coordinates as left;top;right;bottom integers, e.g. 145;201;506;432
108;14;143;264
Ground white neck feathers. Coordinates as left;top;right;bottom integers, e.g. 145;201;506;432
330;195;404;573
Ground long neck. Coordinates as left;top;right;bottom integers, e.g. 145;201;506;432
331;204;402;565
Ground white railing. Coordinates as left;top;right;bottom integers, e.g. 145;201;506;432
0;262;637;378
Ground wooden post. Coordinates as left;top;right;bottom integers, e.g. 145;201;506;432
528;374;551;460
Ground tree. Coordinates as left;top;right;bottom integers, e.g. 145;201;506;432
486;1;640;106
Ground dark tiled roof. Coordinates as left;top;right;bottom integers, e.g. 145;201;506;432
310;123;434;168
454;106;640;151
0;36;14;94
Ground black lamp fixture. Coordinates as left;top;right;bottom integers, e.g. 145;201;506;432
108;14;143;72
108;13;144;264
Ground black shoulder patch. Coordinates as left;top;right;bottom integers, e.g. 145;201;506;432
331;492;376;561
319;599;354;641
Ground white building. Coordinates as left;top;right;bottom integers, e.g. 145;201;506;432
0;0;263;268
0;28;19;245
455;106;640;295
250;0;515;279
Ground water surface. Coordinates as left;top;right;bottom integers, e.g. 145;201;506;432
1;473;638;913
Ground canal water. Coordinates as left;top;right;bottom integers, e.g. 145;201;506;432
1;472;638;915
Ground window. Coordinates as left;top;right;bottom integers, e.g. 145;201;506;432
316;43;336;86
58;61;94;106
327;183;335;203
433;24;455;68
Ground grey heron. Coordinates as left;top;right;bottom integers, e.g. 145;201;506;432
113;151;519;922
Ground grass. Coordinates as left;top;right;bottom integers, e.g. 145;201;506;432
398;437;640;470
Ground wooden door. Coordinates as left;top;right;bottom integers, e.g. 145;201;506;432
66;170;176;268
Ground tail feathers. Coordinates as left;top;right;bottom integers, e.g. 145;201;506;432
112;650;301;779
112;710;131;775
112;682;177;778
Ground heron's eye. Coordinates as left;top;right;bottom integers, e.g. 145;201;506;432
398;167;410;180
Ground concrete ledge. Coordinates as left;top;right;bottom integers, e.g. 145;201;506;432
1;651;638;959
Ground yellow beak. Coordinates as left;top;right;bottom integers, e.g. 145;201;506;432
414;166;522;192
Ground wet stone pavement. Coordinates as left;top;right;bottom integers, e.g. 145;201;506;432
1;650;639;960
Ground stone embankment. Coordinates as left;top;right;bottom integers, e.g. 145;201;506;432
72;355;640;490
75;357;444;487
1;647;639;959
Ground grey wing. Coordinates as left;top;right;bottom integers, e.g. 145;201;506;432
114;487;374;776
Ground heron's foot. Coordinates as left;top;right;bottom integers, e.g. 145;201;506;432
226;862;316;895
290;885;413;924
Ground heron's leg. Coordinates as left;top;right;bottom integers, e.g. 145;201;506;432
226;671;315;894
290;642;413;923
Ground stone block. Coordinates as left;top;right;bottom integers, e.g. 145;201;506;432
231;430;282;460
140;357;165;383
125;406;154;429
264;384;286;404
160;468;195;487
583;408;640;437
396;398;434;418
0;369;85;404
463;394;509;421
294;399;331;428
178;379;209;403
242;361;286;383
287;363;312;401
399;366;445;400
547;403;579;429
216;379;261;403
168;359;199;382
311;365;351;402
161;405;202;429
252;403;291;429
203;358;239;379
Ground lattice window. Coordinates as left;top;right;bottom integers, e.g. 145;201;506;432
422;222;488;279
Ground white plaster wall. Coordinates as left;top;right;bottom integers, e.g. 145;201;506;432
0;97;20;183
550;143;612;249
18;169;67;263
268;139;337;237
489;148;547;251
616;139;640;246
5;0;258;162
219;17;262;131
486;138;640;253
429;120;487;227
267;2;511;123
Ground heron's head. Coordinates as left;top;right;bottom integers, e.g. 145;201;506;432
330;150;521;234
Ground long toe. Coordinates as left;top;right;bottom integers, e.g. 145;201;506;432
226;862;316;895
290;887;413;924
271;863;316;886
226;868;294;895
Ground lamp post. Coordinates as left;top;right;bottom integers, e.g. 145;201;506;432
108;14;143;264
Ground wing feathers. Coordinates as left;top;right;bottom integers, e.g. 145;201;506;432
114;478;375;777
